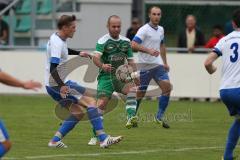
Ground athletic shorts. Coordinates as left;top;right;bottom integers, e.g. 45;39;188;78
97;75;125;98
46;80;86;106
139;65;169;91
220;87;240;116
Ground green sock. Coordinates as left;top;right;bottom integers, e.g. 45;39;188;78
126;107;136;119
126;90;137;119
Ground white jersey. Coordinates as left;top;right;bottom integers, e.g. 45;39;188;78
45;33;68;86
133;23;165;66
213;31;240;90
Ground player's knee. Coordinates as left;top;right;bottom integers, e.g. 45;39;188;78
97;101;106;110
82;96;96;107
161;82;172;96
97;100;107;110
2;140;12;152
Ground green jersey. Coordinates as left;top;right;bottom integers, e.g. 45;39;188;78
94;34;133;77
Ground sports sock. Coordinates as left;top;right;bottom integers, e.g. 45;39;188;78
0;143;7;157
224;119;240;160
87;107;107;142
126;90;137;119
52;115;79;142
156;95;170;120
91;108;104;138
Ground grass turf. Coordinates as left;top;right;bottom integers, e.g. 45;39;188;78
0;95;237;160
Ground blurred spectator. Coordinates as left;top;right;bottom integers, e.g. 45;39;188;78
224;20;234;35
0;16;9;45
205;25;224;49
177;15;205;53
126;17;141;40
0;0;13;15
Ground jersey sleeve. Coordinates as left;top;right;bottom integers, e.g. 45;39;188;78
50;38;63;64
94;41;104;55
212;38;224;56
132;26;146;44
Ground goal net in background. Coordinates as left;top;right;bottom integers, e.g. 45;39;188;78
144;0;240;47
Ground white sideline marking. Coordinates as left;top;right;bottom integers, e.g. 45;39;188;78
3;146;226;159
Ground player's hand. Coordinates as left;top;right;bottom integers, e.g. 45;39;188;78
102;64;113;72
163;64;170;72
60;85;70;98
23;80;42;91
148;48;160;57
79;51;92;59
188;47;195;53
207;65;217;74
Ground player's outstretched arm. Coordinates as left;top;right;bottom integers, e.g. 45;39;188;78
0;71;42;91
204;52;218;74
68;48;92;59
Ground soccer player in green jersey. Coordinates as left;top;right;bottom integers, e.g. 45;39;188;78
88;15;138;145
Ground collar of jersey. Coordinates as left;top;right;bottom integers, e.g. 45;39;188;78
148;23;158;31
55;32;66;42
108;33;121;41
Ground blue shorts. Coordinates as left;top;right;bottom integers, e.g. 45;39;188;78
46;80;86;106
220;88;240;116
139;65;169;91
0;120;9;142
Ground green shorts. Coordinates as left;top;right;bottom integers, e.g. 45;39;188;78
97;75;125;98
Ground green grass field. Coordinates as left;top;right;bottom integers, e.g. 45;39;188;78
0;95;238;160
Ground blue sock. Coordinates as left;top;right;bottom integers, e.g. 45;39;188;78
87;107;107;142
156;95;170;120
0;143;7;157
92;108;104;138
224;120;240;160
52;115;79;142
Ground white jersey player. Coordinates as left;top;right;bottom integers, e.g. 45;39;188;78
204;9;240;160
131;6;172;128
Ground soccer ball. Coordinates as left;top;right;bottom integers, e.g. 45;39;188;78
115;64;134;82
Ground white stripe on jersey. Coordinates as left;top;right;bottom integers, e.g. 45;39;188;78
214;31;240;90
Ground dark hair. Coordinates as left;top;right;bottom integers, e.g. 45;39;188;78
107;15;120;25
148;6;160;14
213;25;223;31
233;9;240;28
57;15;76;29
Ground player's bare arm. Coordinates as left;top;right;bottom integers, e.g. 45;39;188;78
204;52;218;74
160;43;169;72
92;53;113;72
0;71;42;91
131;41;160;57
